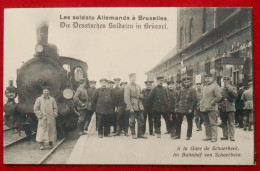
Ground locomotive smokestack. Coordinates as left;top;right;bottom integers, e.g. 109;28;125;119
36;21;48;45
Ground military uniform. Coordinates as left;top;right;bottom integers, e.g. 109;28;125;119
219;80;237;140
84;82;96;131
194;87;203;131
141;82;154;135
200;74;222;142
149;82;170;136
124;73;146;139
241;83;254;131
73;79;89;135
235;87;245;128
175;80;196;139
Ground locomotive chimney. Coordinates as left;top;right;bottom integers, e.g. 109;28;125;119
36;21;48;45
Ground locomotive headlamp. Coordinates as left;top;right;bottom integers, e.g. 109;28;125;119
63;88;74;100
35;44;44;53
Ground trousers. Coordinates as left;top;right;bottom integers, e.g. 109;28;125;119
77;109;88;132
129;111;144;136
221;111;235;138
97;113;113;136
143;111;154;134
202;111;218;140
194;109;203;129
176;112;193;138
153;112;170;134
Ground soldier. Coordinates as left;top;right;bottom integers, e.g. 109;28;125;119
149;76;170;138
84;80;96;132
34;86;58;150
219;76;237;141
142;80;155;136
167;80;177;138
200;73;222;142
241;81;254;131
115;81;129;136
124;73;147;139
113;78;121;135
194;83;203;131
174;76;196;140
92;78;116;138
73;78;89;135
235;86;245;128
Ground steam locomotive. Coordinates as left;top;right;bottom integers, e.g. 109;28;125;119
4;22;88;137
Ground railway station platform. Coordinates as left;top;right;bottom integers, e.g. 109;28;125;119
67;115;254;165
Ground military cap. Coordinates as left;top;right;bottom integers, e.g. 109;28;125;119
182;76;191;81
129;73;136;78
156;76;164;80
78;77;86;84
204;73;212;77
100;78;108;82
120;81;128;86
113;78;121;81
223;76;231;80
89;80;97;84
5;86;17;94
176;79;182;83
108;80;115;84
167;80;175;85
144;80;153;84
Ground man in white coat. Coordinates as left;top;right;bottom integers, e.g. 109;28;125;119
34;86;58;150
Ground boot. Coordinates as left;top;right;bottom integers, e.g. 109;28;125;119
248;124;253;131
132;133;137;139
40;142;44;150
49;142;53;149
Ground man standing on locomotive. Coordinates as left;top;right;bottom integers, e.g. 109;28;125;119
34;86;58;150
73;78;90;135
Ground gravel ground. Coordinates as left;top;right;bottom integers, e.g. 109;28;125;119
4;129;80;164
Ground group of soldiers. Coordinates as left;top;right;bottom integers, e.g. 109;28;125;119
73;72;254;142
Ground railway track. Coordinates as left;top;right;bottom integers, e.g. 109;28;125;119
4;133;35;148
4;130;67;164
37;138;66;164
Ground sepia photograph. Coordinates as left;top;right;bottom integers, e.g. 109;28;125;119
3;7;254;165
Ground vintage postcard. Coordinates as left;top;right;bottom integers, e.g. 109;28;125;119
3;7;254;165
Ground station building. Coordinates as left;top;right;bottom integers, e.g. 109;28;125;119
146;8;253;88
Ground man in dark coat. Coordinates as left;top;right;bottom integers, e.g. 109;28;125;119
142;80;155;136
219;76;237;141
84;80;96;132
167;80;177;138
149;76;170;138
174;76;197;140
73;78;89;135
92;78;116;138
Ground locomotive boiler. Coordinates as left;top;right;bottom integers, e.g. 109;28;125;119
4;22;89;137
